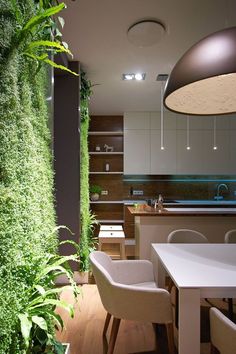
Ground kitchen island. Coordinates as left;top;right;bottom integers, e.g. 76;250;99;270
128;205;236;259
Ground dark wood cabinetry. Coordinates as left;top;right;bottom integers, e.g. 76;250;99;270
124;205;135;239
89;116;124;224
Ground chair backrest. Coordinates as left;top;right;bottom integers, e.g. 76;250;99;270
224;229;236;243
210;307;236;354
89;251;173;324
167;228;208;243
89;251;115;314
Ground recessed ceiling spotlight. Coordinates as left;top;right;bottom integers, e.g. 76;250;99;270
123;74;133;80
134;73;143;81
122;73;146;81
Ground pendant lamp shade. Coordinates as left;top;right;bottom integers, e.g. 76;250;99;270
164;27;236;115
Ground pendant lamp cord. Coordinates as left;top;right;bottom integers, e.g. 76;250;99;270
161;82;164;150
187;115;190;150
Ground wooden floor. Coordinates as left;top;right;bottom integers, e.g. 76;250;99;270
56;285;213;354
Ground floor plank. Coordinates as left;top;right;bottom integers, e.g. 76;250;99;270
56;285;212;354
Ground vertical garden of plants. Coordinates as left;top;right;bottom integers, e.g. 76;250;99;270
79;71;97;272
0;0;71;352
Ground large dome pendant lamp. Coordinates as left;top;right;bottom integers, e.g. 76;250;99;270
164;26;236;115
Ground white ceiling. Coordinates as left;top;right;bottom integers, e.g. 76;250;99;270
62;0;236;115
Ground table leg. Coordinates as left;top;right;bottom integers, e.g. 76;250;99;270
178;288;201;354
155;256;166;288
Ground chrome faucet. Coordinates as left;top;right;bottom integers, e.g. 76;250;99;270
154;194;164;211
214;183;229;200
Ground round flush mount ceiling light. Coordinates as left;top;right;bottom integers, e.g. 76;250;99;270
127;19;166;47
164;26;236;115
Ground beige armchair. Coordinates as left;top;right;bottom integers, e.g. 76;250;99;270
210;307;236;354
90;251;175;354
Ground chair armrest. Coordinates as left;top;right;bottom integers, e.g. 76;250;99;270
112;260;155;284
110;282;173;324
210;307;236;353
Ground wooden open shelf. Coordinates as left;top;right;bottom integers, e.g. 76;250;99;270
89;116;124;230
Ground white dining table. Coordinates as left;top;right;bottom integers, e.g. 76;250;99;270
151;243;236;354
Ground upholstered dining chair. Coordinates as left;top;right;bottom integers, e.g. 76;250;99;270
167;229;208;328
224;229;236;320
224;229;236;243
167;228;208;292
89;251;175;354
167;228;208;244
210;307;236;354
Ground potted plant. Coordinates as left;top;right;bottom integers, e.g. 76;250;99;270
17;232;80;354
89;184;102;201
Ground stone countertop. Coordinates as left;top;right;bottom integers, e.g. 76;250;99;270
127;205;236;216
124;199;236;206
165;200;236;206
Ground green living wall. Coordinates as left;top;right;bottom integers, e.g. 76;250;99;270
0;1;57;352
79;71;96;272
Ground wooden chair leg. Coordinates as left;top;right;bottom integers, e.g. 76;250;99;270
98;240;102;251
120;241;126;259
165;323;175;354
103;312;112;336
153;323;172;354
211;343;219;354
175;287;179;329
167;278;174;293
152;323;159;352
107;317;121;354
228;298;233;321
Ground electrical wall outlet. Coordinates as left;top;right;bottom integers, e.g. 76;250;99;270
101;190;108;195
133;190;144;196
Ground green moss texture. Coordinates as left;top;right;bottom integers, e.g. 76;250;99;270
0;1;57;352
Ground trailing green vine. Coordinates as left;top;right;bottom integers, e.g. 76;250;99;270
79;71;98;272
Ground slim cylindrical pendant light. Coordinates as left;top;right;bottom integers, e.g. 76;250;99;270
160;82;164;150
164;27;236;115
213;116;218;150
186;116;190;150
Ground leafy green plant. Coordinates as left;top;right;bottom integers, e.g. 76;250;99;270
79;70;99;272
2;0;78;76
79;211;99;272
18;251;80;354
89;184;102;195
0;1;79;352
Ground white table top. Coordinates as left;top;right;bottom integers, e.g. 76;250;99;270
151;244;236;289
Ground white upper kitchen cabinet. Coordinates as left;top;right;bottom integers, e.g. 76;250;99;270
204;130;231;174
124;129;150;174
150;111;177;130
176;130;206;174
124;112;150;129
229;129;236;174
124;112;236;175
150;130;177;174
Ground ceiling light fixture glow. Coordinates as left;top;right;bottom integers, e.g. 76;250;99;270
164;27;236;115
135;73;143;81
122;73;146;81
